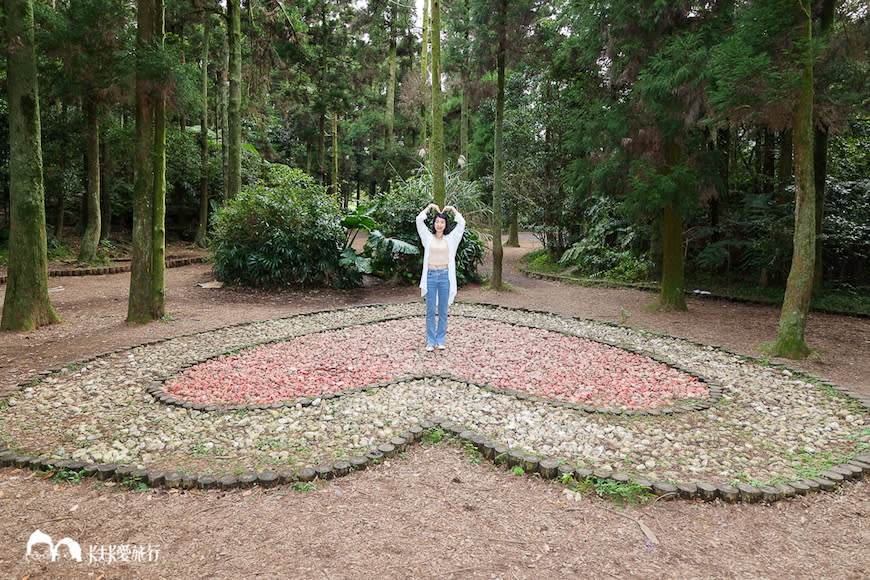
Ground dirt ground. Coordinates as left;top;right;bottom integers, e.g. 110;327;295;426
1;235;869;579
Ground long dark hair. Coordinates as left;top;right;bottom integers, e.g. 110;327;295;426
432;212;454;234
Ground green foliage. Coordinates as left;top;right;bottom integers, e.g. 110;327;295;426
291;481;315;492
366;170;487;285
45;467;85;485
464;440;482;465
121;476;149;492
421;427;446;445
573;475;653;507
558;196;652;283
211;163;359;289
689;192;794;281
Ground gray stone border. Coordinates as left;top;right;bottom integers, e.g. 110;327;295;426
1;302;868;504
1;418;869;503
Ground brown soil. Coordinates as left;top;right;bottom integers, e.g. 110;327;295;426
1;235;869;579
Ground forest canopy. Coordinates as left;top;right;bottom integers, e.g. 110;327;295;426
1;0;868;349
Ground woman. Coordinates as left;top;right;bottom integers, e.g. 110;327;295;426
416;203;466;351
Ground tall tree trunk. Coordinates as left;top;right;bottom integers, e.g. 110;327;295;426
128;0;155;324
812;125;827;297
658;203;687;310
812;0;835;298
430;0;445;207
100;138;112;240
53;104;68;238
490;3;506;290
459;83;468;180
226;0;242;199
220;32;229;200
318;112;326;184
655;142;687;311
78;101;101;263
195;17;210;247
331;111;339;197
506;213;519;247
773;3;815;359
1;0;60;330
776;129;793;200
385;3;397;154
151;0;167;320
420;0;429;151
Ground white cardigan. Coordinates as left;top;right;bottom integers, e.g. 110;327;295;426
416;208;466;305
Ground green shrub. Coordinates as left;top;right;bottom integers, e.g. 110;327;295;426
211;163;359;289
558;195;652;283
367;169;488;285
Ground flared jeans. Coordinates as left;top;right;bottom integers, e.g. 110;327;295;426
425;268;450;346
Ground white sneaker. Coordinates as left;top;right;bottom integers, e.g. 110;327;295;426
425;345;434;352
436;344;446;350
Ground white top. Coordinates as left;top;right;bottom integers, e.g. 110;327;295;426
416;208;466;305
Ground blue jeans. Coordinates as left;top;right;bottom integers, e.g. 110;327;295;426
425;268;450;346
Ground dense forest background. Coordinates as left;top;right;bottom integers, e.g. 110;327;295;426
0;1;868;349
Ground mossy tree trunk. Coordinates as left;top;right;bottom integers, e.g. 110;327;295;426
151;0;167;320
332;111;339;198
78;100;101;263
657;203;687;310
385;3;396;154
1;0;61;331
195;17;210;247
128;0;155;324
490;1;506;289
420;0;429;151
225;0;242;199
654;142;687;311
812;0;835;299
430;0;445;208
506;213;519;247
772;2;815;359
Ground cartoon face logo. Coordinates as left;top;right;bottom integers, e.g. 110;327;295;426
25;529;83;562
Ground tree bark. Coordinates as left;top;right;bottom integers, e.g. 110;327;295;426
128;0;155;324
385;3;397;154
773;3;815;359
490;2;506;290
655;141;687;311
658;203;687;311
420;0;429;150
812;0;835;298
225;0;242;199
195;17;210;247
1;0;60;331
506;213;519;247
151;0;167;320
78;100;101;263
430;0;445;208
331;111;339;197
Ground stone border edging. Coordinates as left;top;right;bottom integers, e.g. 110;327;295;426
0;256;204;285
1;302;868;504
1;418;869;504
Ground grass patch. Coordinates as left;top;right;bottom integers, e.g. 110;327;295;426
421;427;447;445
571;475;654;507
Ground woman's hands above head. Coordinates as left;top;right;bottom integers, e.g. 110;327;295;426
427;203;440;213
442;205;456;213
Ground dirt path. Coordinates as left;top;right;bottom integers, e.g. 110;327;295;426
1;236;869;578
